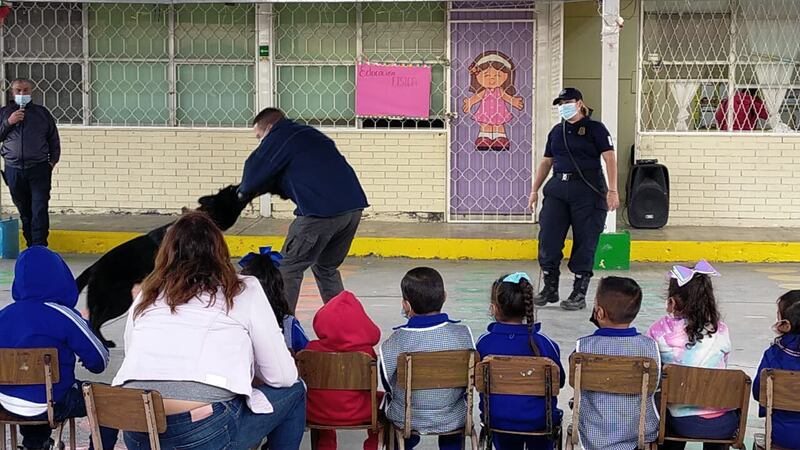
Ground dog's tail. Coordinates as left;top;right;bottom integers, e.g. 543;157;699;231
75;265;94;293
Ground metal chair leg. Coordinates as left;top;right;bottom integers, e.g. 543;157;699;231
9;425;17;450
69;419;76;450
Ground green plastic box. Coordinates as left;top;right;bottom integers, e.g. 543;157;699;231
593;230;631;271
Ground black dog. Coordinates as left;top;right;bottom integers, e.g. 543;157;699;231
76;185;248;348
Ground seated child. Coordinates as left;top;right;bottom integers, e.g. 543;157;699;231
305;290;382;450
753;290;800;450
379;267;475;450
476;272;565;450
576;276;660;450
239;246;308;353
647;261;735;450
0;246;116;450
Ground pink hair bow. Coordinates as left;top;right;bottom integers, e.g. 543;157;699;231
669;260;720;287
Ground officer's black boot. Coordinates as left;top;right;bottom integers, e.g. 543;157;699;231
534;271;560;306
561;274;591;311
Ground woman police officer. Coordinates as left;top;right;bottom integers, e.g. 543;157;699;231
528;88;620;311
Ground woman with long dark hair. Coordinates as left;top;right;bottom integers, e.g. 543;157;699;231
112;211;305;450
529;87;619;311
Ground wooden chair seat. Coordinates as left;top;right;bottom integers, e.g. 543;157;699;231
475;356;563;450
484;428;554;437
658;365;751;449
566;353;660;450
82;383;167;450
0;348;76;450
307;423;373;431
387;350;479;450
565;424;656;450
662;436;737;444
755;369;800;450
0;408;50;425
295;351;385;450
388;423;479;450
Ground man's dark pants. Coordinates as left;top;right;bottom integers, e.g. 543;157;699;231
4;162;51;247
280;210;362;312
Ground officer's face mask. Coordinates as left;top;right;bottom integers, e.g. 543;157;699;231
14;94;31;108
558;102;578;121
558;103;578;120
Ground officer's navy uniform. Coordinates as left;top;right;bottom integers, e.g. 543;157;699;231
537;88;613;310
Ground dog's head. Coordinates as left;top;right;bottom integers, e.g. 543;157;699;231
196;184;248;231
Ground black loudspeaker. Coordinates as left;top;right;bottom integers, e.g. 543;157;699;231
627;161;670;229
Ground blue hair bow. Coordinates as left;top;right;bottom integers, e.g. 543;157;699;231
238;246;283;269
503;272;531;284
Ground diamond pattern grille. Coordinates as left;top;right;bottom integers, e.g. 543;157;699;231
273;1;447;128
641;0;800;132
2;2;255;127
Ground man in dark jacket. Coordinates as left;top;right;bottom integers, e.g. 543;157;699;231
0;78;60;247
238;108;369;311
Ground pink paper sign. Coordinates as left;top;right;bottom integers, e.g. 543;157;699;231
356;63;432;119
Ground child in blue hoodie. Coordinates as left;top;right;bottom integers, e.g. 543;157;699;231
753;290;800;450
0;246;115;450
475;272;565;450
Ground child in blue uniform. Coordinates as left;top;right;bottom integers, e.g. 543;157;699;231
575;276;660;450
753;290;800;449
476;272;565;450
239;246;309;353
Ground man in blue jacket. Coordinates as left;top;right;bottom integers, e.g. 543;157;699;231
238;108;369;311
0;246;115;450
0;78;61;247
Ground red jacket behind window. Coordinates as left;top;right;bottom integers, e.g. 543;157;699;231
715;91;769;131
305;290;382;426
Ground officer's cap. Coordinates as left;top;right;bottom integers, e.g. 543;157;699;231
552;87;583;105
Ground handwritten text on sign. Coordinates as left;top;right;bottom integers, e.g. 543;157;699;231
355;63;432;119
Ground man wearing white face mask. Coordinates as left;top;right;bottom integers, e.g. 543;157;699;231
528;88;619;311
0;78;60;247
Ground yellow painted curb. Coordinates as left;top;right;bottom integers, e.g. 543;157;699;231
31;230;800;263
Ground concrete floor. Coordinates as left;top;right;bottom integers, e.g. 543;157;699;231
2;256;796;449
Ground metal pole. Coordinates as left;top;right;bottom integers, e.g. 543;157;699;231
600;0;620;233
256;3;272;218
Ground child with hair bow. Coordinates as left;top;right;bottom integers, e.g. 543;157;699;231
476;272;564;450
240;246;309;353
646;260;736;450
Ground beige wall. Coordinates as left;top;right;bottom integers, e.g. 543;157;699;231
639;134;800;227
270;131;448;221
563;1;639;203
0;128;448;221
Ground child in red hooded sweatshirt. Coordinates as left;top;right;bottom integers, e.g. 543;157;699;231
305;290;382;450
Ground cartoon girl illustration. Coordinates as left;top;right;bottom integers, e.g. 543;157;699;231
462;50;524;151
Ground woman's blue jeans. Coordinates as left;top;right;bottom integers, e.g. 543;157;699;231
123;381;306;450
